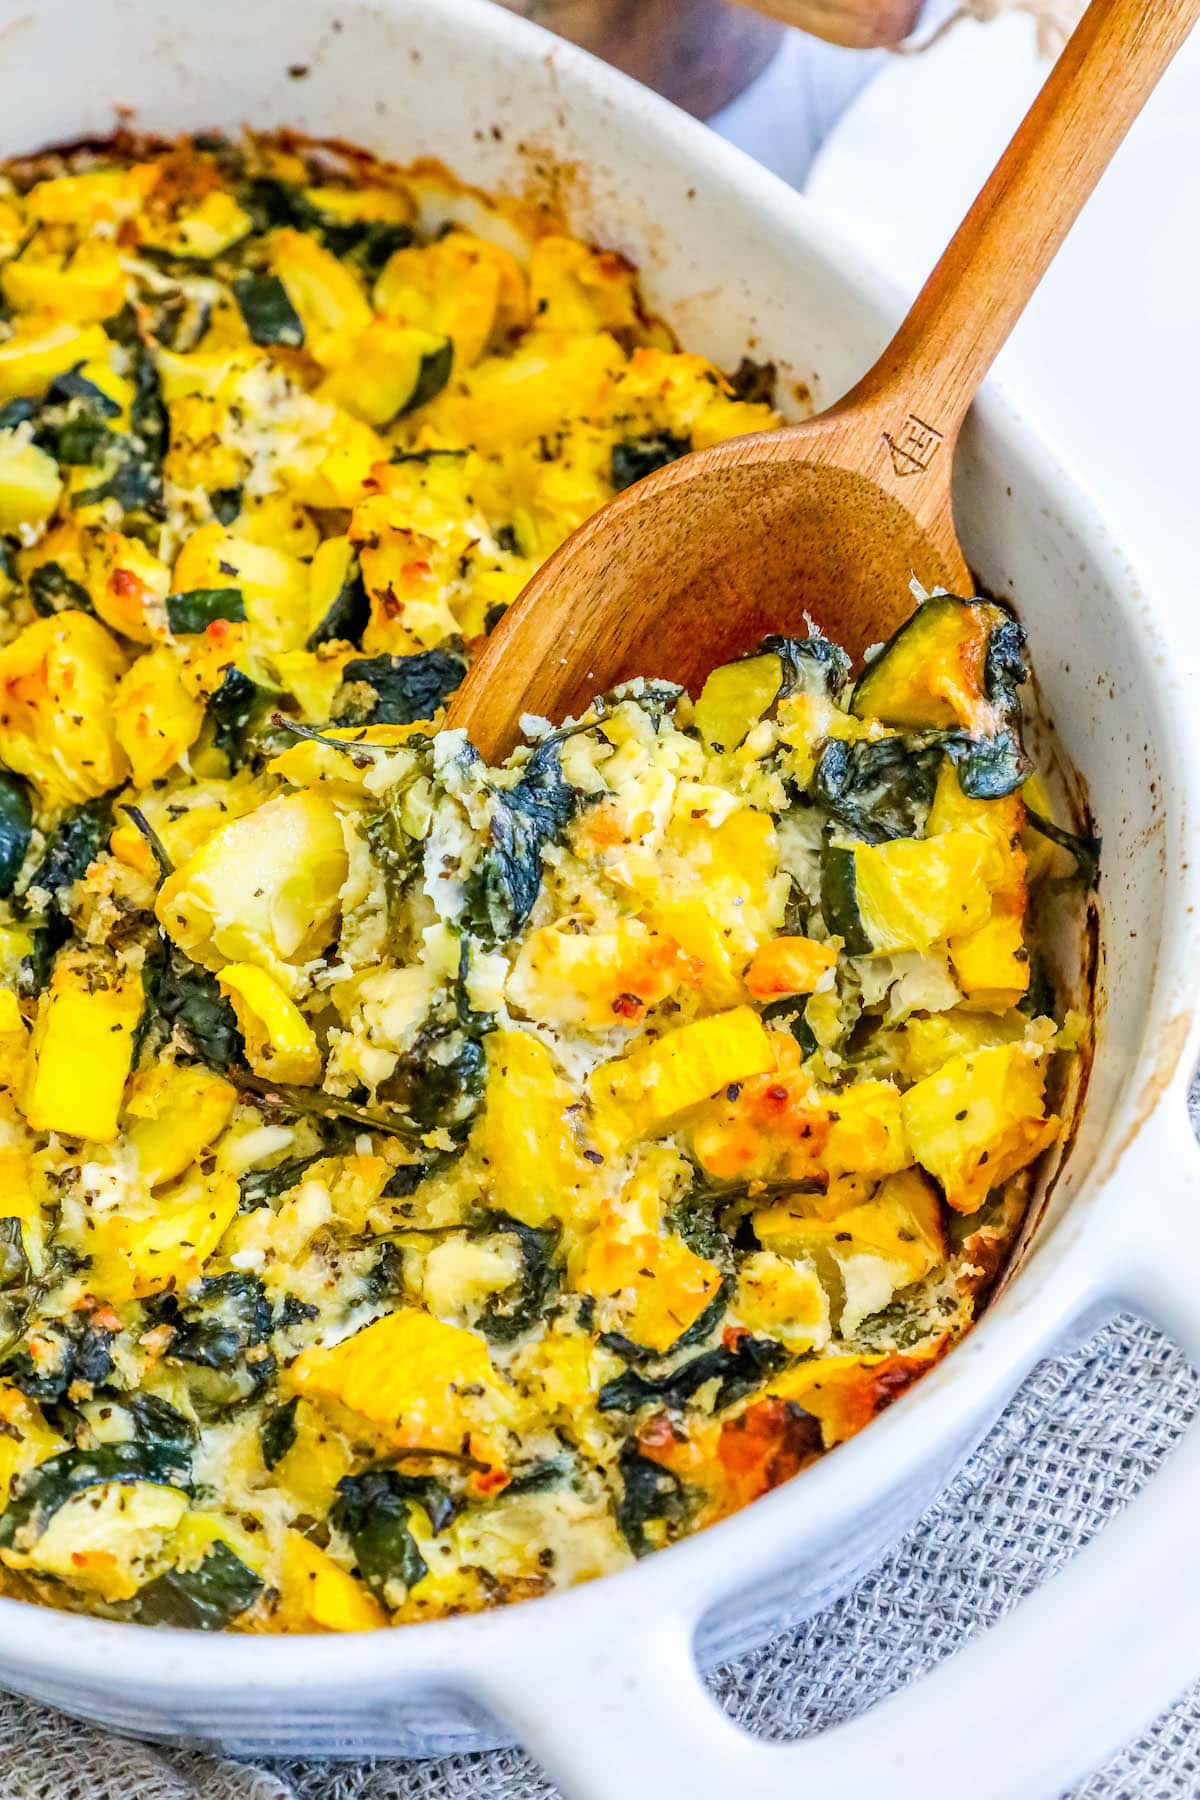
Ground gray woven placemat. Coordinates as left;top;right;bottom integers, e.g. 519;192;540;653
0;1304;1193;1799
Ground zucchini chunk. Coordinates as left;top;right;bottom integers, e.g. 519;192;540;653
851;596;1015;734
820;829;995;957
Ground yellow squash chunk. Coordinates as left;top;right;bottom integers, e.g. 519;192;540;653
82;1170;239;1302
824;829;997;958
138;188;252;260
476;1029;595;1228
318;317;451;426
21;950;142;1142
25;165;158;226
0;319;110;399
756;1167;945;1337
892;1010;1028;1082
694;652;783;752
267;1398;355;1517
2;238;127;320
574;1146;721;1352
744;936;838;1001
270;228;371;366
422;331;625;454
114;645;206;788
374;231;512;366
306;534;359;642
732;1251;831;1350
279;404;387;509
85;531;171;644
121;1064;237;1188
290;1308;505;1462
505;919;696;1032
3;1481;188;1603
590;1006;775;1147
822;1080;912;1179
901;1042;1060;1213
267;718;418;791
0;430;61;531
156;790;348;993
0;989;28;1094
0;1384;64;1510
618;806;785;1006
768;1344;944;1448
305;183;414;229
927;761;1029;1003
527;235;640;336
219;962;322;1085
172;524;309;656
0;610;128;809
280;1530;386;1632
587;1228;721;1354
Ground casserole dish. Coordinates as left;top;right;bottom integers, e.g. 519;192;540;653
0;1;1198;1795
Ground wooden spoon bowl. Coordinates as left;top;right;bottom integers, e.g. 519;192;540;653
448;0;1199;763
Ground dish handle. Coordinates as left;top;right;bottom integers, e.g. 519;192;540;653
469;1095;1200;1800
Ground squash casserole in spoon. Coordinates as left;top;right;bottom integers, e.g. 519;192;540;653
0;134;1088;1631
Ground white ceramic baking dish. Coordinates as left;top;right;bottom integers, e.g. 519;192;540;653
0;2;1198;1795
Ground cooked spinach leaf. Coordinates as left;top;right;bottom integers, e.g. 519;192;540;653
233;272;305;348
133;1539;263;1630
616;1443;691;1559
598;1333;790;1414
461;741;579;946
333;1467;456;1601
476;1212;560;1345
0;771;32;897
259;1396;299;1470
943;728;1029;800
119;804;173;883
812;736;942;844
152;943;244;1069
122;1392;197;1459
229;1070;421;1144
74;341;166;521
0;1219;28;1293
611;432;691;492
237;1151;328;1212
0;1306;117;1402
1025;808;1101;886
760;632;851;700
10;796;110;976
28;561;94;618
333;649;467;726
206;666;282;768
147;1273;274;1419
166;587;247;634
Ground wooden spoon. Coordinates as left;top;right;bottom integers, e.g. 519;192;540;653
447;0;1198;762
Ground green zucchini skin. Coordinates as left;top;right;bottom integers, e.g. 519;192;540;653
233;272;305;348
0;1441;192;1551
820;845;872;957
132;1539;263;1630
0;771;32;897
398;338;453;417
166;587;247;634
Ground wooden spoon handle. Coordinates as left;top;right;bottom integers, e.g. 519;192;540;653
844;0;1199;445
